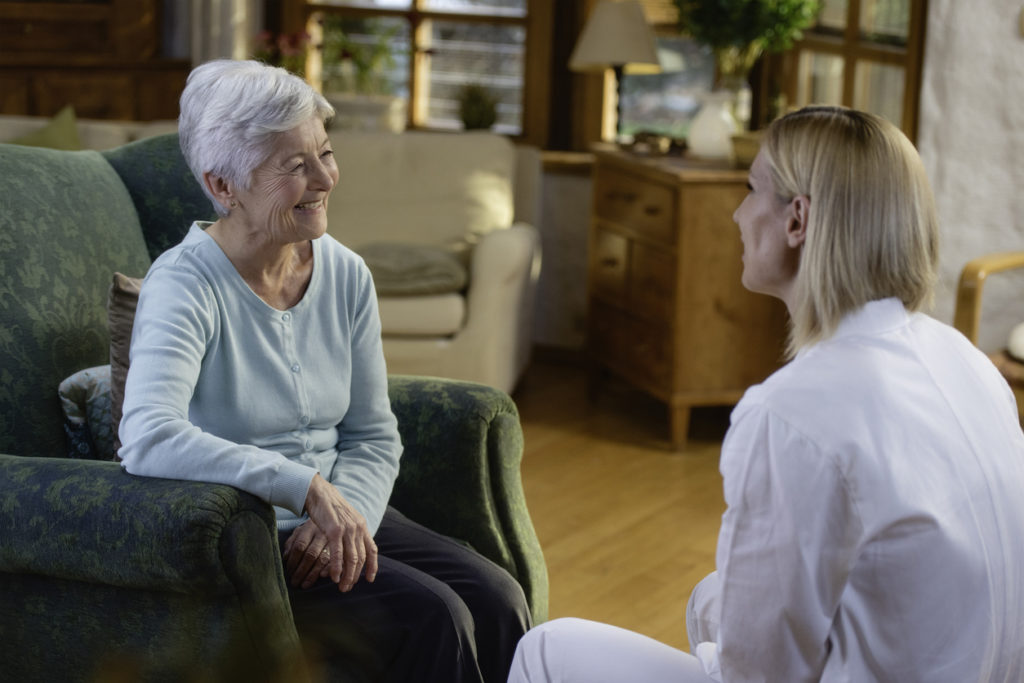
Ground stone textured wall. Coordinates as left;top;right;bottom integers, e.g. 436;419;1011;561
917;0;1024;350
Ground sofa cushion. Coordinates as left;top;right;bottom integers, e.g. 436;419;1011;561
6;105;82;150
0;145;152;457
378;295;466;337
326;131;515;253
356;242;468;296
109;272;142;451
58;365;115;460
102;134;216;261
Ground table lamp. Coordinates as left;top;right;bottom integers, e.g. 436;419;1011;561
569;0;661;139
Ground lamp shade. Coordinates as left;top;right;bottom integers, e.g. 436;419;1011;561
569;0;660;72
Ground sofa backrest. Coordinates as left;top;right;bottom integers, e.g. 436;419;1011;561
0;145;152;457
325;131;517;253
101;134;216;262
0;113;180;151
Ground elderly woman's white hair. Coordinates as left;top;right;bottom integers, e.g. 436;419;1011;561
178;59;335;217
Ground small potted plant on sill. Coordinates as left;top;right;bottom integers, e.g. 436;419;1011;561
457;83;498;131
673;0;821;129
320;16;406;133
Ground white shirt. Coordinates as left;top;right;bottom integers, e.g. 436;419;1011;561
702;298;1024;682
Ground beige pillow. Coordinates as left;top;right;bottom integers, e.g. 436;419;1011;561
108;272;142;452
8;105;82;150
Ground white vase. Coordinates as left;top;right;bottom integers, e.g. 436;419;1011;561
688;91;737;161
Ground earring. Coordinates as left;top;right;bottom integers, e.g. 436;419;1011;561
229;200;237;208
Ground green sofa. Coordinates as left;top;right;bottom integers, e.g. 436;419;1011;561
0;136;547;682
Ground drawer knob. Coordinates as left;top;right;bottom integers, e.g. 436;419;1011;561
600;257;620;268
643;205;661;216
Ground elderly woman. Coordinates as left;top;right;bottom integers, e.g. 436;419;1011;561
508;107;1024;683
118;59;530;683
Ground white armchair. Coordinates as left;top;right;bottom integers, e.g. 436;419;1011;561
325;131;541;394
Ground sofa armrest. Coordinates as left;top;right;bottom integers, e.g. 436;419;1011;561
0;454;287;600
468;223;541;292
953;251;1024;343
386;375;548;623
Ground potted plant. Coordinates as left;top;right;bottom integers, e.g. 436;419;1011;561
457;84;498;131
253;30;311;76
673;0;820;127
319;16;406;132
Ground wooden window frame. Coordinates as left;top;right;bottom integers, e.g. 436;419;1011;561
776;0;929;140
279;0;553;147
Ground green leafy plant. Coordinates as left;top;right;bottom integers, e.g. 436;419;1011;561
673;0;821;78
458;83;498;131
253;30;310;76
320;16;399;95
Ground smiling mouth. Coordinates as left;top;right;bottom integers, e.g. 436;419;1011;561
295;200;323;210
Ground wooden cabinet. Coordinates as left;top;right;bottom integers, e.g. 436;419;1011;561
586;148;789;449
0;1;189;120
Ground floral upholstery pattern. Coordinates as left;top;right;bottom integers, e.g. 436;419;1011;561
0;453;301;682
0;135;547;679
101;134;216;262
0;145;151;458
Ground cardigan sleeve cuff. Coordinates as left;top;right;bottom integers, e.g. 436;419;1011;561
270;459;318;516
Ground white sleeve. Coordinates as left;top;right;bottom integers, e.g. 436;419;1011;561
710;401;861;683
118;265;315;514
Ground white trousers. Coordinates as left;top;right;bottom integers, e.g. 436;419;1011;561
507;573;721;683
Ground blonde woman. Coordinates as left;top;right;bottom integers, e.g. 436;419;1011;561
508;107;1024;683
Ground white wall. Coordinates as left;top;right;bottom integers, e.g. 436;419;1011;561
917;0;1024;350
533;167;592;349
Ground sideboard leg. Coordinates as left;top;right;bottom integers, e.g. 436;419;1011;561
669;404;691;451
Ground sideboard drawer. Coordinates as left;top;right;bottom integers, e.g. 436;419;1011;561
589;300;671;394
594;168;674;244
629;241;675;322
589;226;628;305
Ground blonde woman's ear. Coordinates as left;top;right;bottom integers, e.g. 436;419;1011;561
787;195;810;248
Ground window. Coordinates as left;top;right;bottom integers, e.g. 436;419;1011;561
783;0;927;138
292;0;550;142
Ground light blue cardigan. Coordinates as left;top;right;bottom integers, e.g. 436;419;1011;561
119;223;402;534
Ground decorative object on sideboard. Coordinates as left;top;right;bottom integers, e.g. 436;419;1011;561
687;91;737;161
730;130;763;167
568;0;661;142
673;0;821;130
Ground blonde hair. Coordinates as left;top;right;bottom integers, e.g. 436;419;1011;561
761;106;939;357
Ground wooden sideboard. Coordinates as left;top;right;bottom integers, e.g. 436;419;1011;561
586;148;789;449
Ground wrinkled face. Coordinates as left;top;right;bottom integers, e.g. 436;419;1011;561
232;116;338;245
732;150;801;301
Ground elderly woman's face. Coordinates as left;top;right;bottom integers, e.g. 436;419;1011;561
732;151;801;301
233;116;338;244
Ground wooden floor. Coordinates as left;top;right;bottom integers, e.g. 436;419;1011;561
511;356;730;652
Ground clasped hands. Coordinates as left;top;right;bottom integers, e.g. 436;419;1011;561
283;473;378;592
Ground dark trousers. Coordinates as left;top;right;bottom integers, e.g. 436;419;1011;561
279;506;532;683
